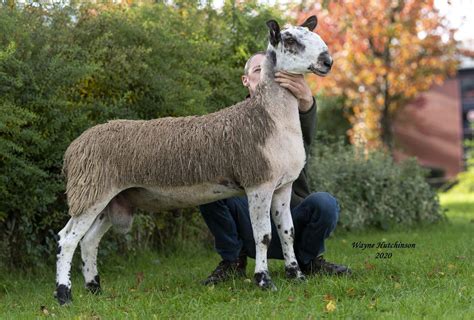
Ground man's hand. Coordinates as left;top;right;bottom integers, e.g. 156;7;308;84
275;71;314;112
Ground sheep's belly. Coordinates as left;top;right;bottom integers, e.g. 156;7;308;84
120;183;245;212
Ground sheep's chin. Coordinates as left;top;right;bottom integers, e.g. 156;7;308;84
308;65;329;77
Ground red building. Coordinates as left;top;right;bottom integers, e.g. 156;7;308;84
393;67;474;182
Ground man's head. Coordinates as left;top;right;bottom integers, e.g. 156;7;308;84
241;51;266;96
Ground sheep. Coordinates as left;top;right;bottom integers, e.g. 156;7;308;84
55;15;333;305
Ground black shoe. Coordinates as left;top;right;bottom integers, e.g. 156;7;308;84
301;256;352;276
202;255;247;285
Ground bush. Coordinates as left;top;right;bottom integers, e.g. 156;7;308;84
315;94;351;143
308;139;444;231
0;2;282;269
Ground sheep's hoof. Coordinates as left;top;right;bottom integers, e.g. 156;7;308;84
285;266;306;282
254;271;277;291
85;275;102;295
55;284;72;305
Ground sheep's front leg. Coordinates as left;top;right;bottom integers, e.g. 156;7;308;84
246;187;276;291
271;184;305;281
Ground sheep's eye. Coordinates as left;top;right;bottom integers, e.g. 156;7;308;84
286;38;296;45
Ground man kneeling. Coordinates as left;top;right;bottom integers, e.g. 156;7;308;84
199;52;351;284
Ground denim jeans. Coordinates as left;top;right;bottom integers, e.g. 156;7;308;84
199;192;340;265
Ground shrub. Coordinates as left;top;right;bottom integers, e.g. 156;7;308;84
0;2;282;269
308;139;444;231
315;94;351;143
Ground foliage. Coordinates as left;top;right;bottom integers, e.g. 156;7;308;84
449;144;474;194
454;121;474;193
298;0;459;150
0;2;282;268
309;139;444;230
315;94;351;142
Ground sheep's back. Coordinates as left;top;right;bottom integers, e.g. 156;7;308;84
63;98;276;216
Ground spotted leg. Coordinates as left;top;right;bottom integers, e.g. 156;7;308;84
271;183;305;281
246;185;276;291
55;203;107;305
80;211;112;294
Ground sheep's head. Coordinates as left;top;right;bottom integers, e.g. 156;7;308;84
266;16;332;77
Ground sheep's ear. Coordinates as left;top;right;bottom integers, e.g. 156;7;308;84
266;19;281;47
300;15;318;31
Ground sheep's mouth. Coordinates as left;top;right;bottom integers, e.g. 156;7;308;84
309;65;329;77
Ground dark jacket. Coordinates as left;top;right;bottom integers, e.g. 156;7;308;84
290;98;317;208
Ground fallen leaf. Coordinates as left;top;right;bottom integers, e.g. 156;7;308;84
455;256;466;260
135;272;144;287
288;296;295;302
325;300;336;312
394;282;401;289
244;278;252;283
365;262;375;270
448;264;456;270
304;290;310;298
346;287;356;297
323;294;335;302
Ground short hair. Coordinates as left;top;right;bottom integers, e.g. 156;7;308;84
243;51;266;75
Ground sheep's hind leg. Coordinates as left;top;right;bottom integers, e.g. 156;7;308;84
55;204;106;305
246;185;276;291
271;184;305;281
80;211;112;294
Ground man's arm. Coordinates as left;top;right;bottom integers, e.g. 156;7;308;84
299;98;317;147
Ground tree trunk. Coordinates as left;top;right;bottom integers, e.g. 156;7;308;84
381;72;394;154
381;102;393;154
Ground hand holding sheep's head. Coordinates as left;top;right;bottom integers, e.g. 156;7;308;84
266;15;333;77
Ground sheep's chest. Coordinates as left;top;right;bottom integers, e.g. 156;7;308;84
262;101;306;186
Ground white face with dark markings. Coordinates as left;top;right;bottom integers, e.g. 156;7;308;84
266;16;333;76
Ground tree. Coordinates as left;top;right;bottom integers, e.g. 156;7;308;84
297;0;458;151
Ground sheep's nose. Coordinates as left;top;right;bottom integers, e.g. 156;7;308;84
319;52;333;69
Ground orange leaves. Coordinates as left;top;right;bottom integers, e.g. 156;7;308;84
296;0;458;149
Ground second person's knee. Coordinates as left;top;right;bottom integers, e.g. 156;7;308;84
308;192;339;227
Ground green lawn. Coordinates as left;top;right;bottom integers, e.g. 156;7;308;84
0;192;472;319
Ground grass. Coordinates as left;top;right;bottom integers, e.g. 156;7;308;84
0;192;472;319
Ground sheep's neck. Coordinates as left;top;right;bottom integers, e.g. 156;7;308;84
258;50;298;106
260;50;277;84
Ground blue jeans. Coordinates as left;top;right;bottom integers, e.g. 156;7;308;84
199;192;339;265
